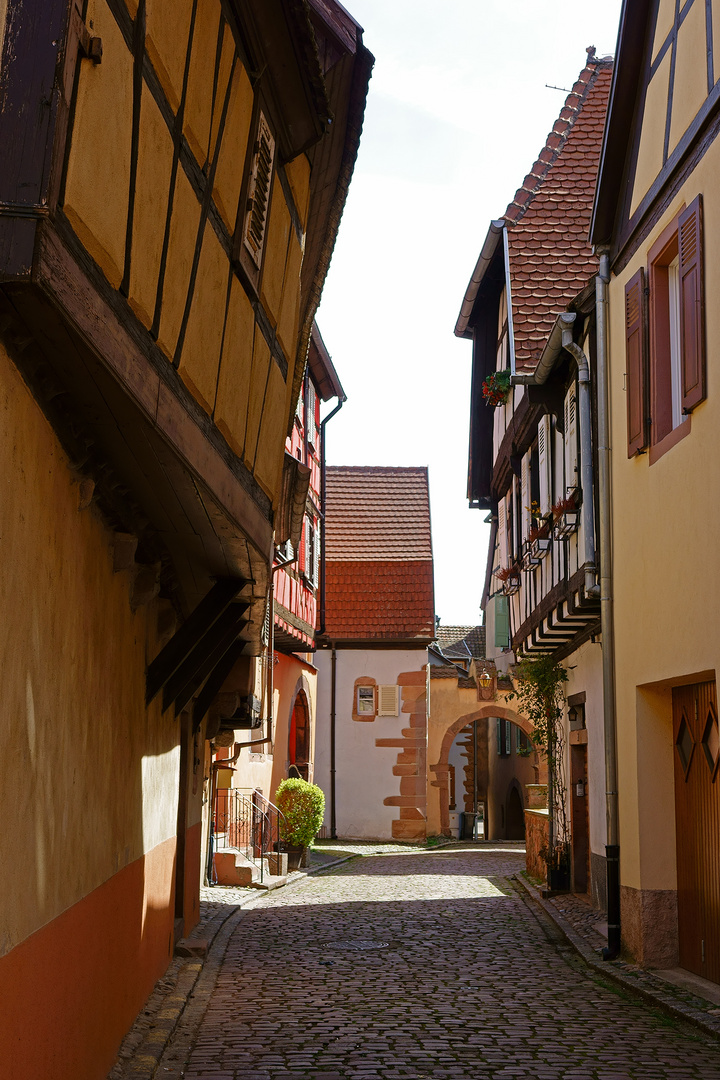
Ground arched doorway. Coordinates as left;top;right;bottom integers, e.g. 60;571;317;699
430;704;541;837
506;783;525;841
288;691;310;780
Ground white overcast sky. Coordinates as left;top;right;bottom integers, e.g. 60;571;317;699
316;0;623;627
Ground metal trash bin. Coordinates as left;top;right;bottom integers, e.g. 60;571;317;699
461;812;479;840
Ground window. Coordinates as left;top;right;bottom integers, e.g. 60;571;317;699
236;108;276;292
303;516;319;588
494;595;510;649
497;717;511;757
625;195;706;459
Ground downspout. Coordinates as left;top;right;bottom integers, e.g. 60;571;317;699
330;644;337;839
595;246;621;960
318;396;345;636
562;330;599;598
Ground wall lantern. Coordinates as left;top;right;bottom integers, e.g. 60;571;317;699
568;704;578;726
478;668;493;700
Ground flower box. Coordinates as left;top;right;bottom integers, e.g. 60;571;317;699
553;511;580;539
502;577;521;596
531;536;553;559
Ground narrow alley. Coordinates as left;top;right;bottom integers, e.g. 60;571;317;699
115;848;720;1080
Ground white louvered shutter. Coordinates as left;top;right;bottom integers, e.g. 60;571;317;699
520;452;531;543
312;520;320;587
538;414;552;516
498;497;509;568
377;685;399;716
511;476;519;558
564;385;578;493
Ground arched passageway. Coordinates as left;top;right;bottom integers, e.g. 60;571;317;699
429;704;538;836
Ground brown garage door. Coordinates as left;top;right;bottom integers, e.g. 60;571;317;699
673;680;720;982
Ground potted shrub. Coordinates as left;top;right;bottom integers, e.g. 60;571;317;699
481;369;512;407
275;778;325;871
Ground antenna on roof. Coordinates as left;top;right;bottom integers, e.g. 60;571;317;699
545;84;571;93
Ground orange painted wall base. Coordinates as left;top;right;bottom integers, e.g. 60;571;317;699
0;836;176;1080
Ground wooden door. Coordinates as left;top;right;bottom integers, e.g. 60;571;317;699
673;681;720;982
570;744;589;893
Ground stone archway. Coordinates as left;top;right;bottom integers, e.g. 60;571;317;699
429;704;535;836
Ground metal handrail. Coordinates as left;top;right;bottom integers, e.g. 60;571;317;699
212;788;288;884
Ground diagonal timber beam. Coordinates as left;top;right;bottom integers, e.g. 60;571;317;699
162;602;249;713
146;577;245;704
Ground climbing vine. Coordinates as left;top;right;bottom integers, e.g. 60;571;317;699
506;655;570;881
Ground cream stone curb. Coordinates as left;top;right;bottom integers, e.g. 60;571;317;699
514;873;720;1043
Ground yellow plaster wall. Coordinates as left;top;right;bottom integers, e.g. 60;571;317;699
652;0;676;61
145;0;193;113
608;144;720;890
253;361;288;498
276;231;304;363
243;333;272;469
213;62;254;231
178;224;226;414
630;50;671;216
214;278;255;455
128;88;175;329
714;0;720;82
260;185;293;331
0;342;180;954
668;0;709;155
285;155;312;230
183;0;221;166
156;168;202;362
63;0;133;288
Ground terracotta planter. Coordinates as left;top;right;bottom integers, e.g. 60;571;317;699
286;844;305;871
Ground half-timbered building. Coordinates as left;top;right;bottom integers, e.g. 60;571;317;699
0;1;371;1075
590;0;720;980
457;52;612;907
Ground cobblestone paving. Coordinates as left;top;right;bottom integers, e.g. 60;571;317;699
159;846;720;1080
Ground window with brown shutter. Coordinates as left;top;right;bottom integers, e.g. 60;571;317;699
678;195;706;413
243;112;275;269
639;198;705;463
625;267;648;457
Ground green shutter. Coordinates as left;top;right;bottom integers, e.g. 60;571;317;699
495;595;510;649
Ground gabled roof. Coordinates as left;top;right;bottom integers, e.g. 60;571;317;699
505;52;613;370
434;624;486;662
325;466;433;561
323;466;435;642
455;51;612;367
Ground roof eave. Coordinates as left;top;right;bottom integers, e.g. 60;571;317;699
590;0;653;245
309;322;346;401
454;220;505;339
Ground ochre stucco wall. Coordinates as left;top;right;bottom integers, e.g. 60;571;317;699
608;144;720;903
0;341;187;1078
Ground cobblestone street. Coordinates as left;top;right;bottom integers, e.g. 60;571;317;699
140;846;720;1080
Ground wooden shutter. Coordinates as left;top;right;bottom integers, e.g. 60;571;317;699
538;414;551;516
520;452;531;543
312;520;320;587
625;267;648;456
498;497;509;568
494;595;510;648
564;385;578;490
243;112;275;268
678;195;706;413
377;685;399;716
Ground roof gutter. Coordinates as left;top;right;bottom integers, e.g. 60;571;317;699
455;219;505;339
511;311;576;385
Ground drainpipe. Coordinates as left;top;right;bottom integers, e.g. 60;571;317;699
562;330;599;599
318;396;345;636
330;644;337;839
268;551;297;751
595;246;621;960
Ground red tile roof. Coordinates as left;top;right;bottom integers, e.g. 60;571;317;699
324;467;434;641
325;466;433;561
504;51;612;371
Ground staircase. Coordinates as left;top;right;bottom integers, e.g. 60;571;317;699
211;788;289;888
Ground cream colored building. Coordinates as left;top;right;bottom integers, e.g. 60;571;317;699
591;0;720;980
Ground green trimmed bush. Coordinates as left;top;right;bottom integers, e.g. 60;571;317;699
275;778;325;848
